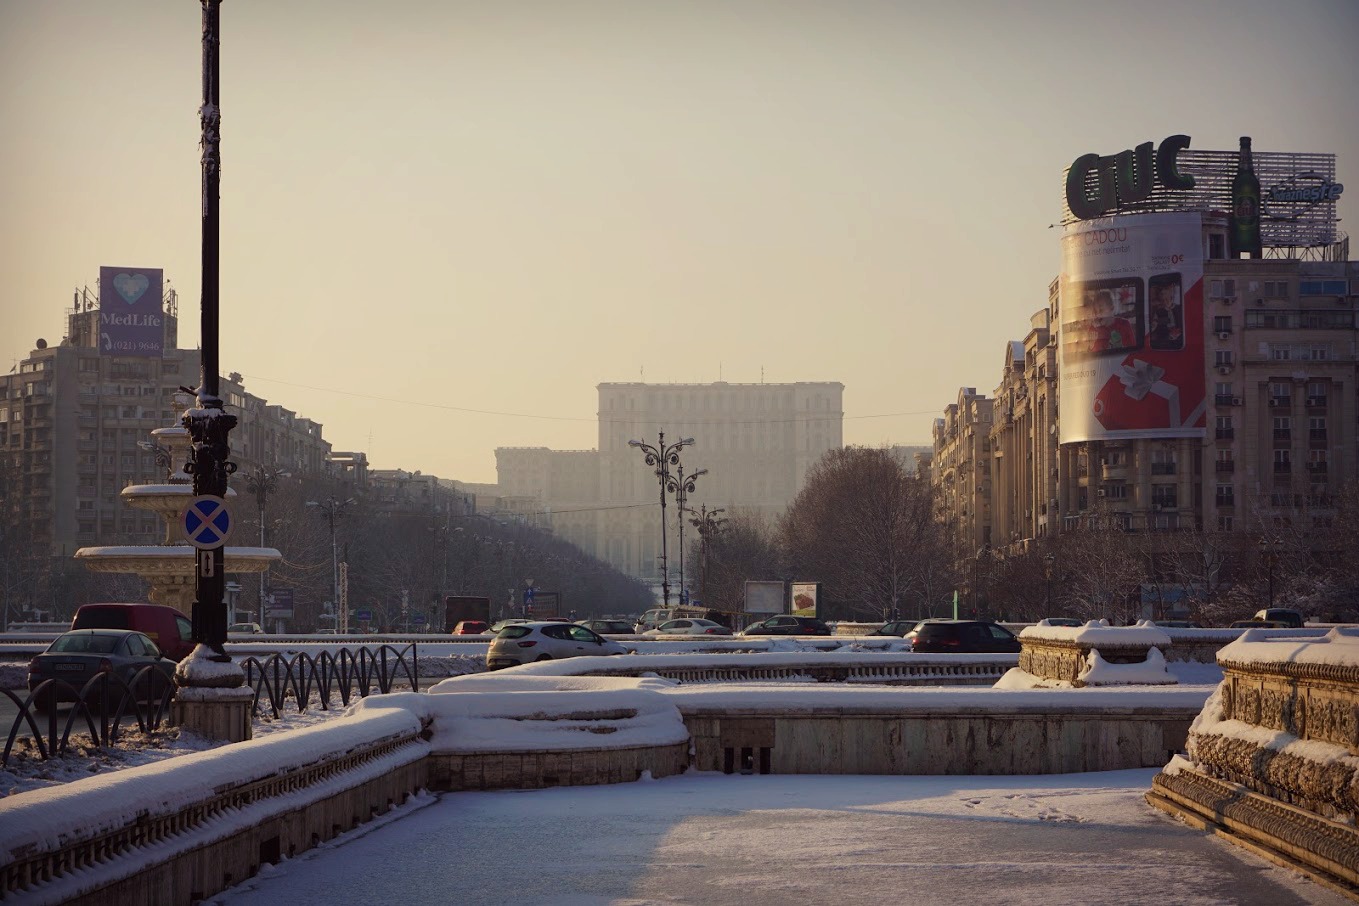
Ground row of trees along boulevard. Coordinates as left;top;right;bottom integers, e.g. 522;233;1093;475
687;445;1359;626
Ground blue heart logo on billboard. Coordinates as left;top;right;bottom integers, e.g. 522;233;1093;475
113;272;150;305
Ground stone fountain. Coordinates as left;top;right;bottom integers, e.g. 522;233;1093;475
74;424;281;613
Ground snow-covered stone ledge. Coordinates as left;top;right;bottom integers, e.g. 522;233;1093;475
0;704;428;905
1147;627;1359;894
1018;621;1175;686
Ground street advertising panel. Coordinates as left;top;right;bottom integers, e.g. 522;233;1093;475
266;588;294;619
99;266;164;357
744;580;786;614
1058;213;1206;443
790;582;819;616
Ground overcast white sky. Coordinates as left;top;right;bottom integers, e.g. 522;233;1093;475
3;0;1357;483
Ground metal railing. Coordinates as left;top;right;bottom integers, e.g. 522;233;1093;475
2;644;419;765
240;644;419;718
2;666;176;766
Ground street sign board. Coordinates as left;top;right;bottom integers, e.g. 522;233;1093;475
412;614;427;624
267;588;294;619
354;608;373;622
182;495;231;550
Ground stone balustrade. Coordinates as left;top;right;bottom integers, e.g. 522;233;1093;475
1018;622;1174;686
1147;626;1359;894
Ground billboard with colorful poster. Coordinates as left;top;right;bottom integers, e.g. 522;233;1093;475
99;266;164;358
1058;213;1206;443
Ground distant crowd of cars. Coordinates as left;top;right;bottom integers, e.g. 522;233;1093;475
22;602;1315;697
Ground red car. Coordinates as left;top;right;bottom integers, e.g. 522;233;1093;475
451;620;490;635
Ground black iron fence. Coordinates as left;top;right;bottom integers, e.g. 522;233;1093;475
241;644;419;719
3;666;177;766
2;644;419;766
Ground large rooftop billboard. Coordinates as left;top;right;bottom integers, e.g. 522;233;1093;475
1057;213;1206;444
99;266;164;358
1062;135;1342;251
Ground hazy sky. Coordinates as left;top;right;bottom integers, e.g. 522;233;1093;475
3;0;1357;483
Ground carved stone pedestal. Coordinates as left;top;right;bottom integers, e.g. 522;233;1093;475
1148;627;1359;898
171;687;254;743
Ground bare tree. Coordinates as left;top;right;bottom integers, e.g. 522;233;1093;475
780;447;946;620
690;510;782;614
1053;516;1146;624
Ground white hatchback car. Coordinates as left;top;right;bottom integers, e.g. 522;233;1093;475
642;618;733;637
486;621;628;669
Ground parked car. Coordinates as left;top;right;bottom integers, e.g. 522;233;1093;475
489;618;531;633
1037;617;1083;628
634;607;709;632
486;621;628;669
451;620;490;635
1152;620;1202;629
739;616;832;636
71;603;195;661
1230;619;1289;629
906;620;1021;653
642;618;733;637
228;622;264;634
28;629;177;708
1254;608;1304;628
576;619;637;635
869;620;920;637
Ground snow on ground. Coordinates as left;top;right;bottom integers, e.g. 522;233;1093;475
206;768;1345;906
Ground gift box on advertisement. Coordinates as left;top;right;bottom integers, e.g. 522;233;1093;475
1093;358;1206;432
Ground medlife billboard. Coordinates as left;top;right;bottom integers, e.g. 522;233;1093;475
99;266;165;358
1057;213;1206;444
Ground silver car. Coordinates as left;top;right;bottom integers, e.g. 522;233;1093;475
486;621;628;669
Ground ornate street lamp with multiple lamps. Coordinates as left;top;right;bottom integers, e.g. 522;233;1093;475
668;463;707;605
627;431;693;607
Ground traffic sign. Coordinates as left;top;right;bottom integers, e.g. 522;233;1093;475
355;609;373;622
182;495;231;550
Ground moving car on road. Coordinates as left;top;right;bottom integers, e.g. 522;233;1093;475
869;620;920;637
906;620;1020;653
642;618;733;637
576;619;637;635
451;620;490;635
28;629;177;708
739;616;832;636
228;622;264;634
486;621;628;669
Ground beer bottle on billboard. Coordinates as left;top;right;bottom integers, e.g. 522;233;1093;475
1230;136;1262;258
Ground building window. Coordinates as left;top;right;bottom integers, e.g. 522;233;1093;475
1215;416;1234;440
1152;486;1178;508
1213;316;1232;332
1214;351;1233;366
1273;416;1291;441
1215;485;1234;506
1218;515;1234;531
1274;449;1291;473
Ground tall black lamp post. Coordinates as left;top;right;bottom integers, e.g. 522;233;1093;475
667;463;706;605
628;431;693;607
182;0;235;663
690;504;726;608
1259;537;1282;609
1044;553;1056;613
244;465;287;627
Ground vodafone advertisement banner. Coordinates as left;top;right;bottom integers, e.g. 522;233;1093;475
1058;213;1206;443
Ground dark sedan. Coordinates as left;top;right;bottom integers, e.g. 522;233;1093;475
740;616;832;636
576;620;638;635
28;629;177;707
869;620;921;637
906;620;1020;653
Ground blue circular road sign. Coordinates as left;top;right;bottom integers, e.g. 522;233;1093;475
182;495;232;550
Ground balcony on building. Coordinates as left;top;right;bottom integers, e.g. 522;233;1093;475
1273;428;1291;441
1274;461;1292;474
1216;428;1235;440
1270;396;1292;408
1150;462;1176;476
1215;460;1235;473
1101;462;1128;481
1310;428;1328;442
1307;395;1328;409
1308;461;1329;475
1214;394;1238;406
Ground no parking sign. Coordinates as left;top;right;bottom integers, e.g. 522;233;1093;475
182;495;232;549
